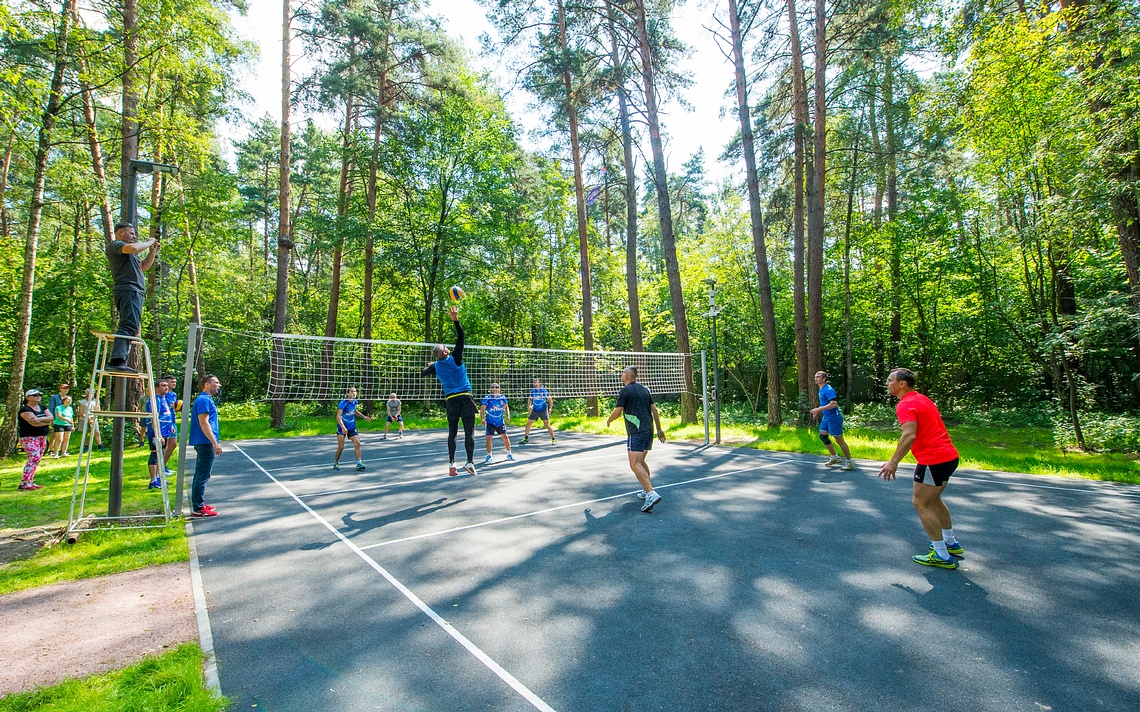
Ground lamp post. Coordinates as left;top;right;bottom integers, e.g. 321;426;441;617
702;278;723;445
108;159;178;517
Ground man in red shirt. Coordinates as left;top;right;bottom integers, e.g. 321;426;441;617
877;368;964;569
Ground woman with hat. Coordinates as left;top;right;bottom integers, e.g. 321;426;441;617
17;389;54;490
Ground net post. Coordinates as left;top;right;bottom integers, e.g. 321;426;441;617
175;322;198;516
701;350;709;446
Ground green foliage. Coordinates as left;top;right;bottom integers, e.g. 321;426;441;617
1054;414;1140;455
0;643;227;712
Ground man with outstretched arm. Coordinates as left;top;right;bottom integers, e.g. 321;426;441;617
877;368;964;569
421;306;478;477
606;366;667;513
105;222;158;373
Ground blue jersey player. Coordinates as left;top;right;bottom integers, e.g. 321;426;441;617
479;383;515;464
520;377;556;445
810;371;855;470
421;306;478;477
335;387;372;471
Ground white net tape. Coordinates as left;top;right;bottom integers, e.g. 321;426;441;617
260;332;692;402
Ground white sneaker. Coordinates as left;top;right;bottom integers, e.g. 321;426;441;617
463;462;477;476
826;455;842;466
484;454;493;464
636;491;647;500
640;491;661;512
840;459;856;471
507;452;516;461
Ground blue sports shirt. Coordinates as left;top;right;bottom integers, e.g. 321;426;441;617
338;399;358;430
482;394;509;426
144;395;175;438
819;383;840;417
530;387;551;411
189;392;219;446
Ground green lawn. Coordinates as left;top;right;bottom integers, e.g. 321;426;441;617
0;643;227;712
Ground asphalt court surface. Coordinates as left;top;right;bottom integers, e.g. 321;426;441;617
190;430;1140;711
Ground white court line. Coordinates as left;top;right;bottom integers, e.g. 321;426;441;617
233;444;558;712
301;448;627;499
361;459;793;550
953;475;1140;498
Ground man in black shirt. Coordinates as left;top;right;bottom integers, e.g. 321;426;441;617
105;222;158;373
606;366;666;512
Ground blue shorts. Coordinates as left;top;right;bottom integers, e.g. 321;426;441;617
820;414;843;437
627;432;654;453
337;426;359;439
485;423;506;436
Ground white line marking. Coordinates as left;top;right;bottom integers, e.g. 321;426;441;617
953;475;1140;498
186;521;221;694
297;449;628;499
233;444;557;712
361;459;793;550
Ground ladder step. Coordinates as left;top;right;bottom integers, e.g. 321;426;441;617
94;369;153;379
91;410;160;418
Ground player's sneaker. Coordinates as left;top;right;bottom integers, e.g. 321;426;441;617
18;483;44;490
507;452;516;461
826;455;841;466
640;491;661;512
381;435;386;441
932;541;965;558
519;436;530;445
484;454;493;464
397;434;403;439
355;461;366;471
463;462;477;476
913;550;957;569
332;462;340;470
840;459;856;471
191;508;218;518
164;468;175;477
448;464;458;477
551;437;557;445
636;490;647;500
148;478;162;490
200;504;217;514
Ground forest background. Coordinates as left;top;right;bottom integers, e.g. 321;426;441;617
1;0;1139;458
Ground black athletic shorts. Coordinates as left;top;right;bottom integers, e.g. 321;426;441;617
913;457;959;487
485;423;506;436
627;432;654;453
528;408;550;422
53;424;72;432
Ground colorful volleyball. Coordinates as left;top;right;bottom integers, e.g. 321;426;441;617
449;285;466;301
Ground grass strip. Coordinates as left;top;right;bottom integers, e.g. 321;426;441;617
0;643;227;712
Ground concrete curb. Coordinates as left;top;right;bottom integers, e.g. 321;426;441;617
186;520;221;694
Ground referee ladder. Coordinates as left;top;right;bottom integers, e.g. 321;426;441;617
67;331;171;540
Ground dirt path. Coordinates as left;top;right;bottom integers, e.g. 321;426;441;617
0;562;197;696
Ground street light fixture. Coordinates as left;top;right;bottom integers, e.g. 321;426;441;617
702;278;723;445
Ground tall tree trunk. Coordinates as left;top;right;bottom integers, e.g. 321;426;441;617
120;0;138;219
71;2;113;243
68;208;81;384
271;0;293;428
787;0;810;422
558;0;598;415
1;133;13;240
728;0;781;425
806;0;826;405
0;0;72;456
868;74;883;228
885;55;901;365
605;2;643;352
634;0;696;422
843;115;862;413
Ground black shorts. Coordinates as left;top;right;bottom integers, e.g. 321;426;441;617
627;432;654;453
913;457;959;487
53;424;73;432
148;436;160;465
386;414;403;423
337;426;359;439
528;409;550;422
485;423;506;436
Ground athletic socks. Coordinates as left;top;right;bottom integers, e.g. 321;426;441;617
930;540;951;560
942;528;958;546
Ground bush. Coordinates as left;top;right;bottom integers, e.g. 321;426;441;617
1053;414;1140;454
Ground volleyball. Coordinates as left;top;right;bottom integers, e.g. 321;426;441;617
449;285;466;301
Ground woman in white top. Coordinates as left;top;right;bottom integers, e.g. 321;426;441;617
76;388;106;451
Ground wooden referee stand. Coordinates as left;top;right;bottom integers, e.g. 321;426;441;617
66;330;170;542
